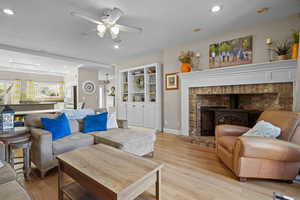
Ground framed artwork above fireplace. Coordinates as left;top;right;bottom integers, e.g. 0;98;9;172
209;35;253;69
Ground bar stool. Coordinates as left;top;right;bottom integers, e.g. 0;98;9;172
9;140;32;180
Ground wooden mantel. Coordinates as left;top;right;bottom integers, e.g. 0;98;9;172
179;59;298;135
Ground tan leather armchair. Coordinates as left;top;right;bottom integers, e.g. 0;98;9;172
216;110;300;182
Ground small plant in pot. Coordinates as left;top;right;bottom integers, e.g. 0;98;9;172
291;29;299;59
273;40;291;61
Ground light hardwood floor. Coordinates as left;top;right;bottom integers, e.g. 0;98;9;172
25;133;300;200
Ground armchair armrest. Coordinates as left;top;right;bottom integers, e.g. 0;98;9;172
215;124;250;138
30;128;55;169
236;136;300;162
117;120;128;129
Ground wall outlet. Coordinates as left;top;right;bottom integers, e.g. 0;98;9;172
164;120;168;125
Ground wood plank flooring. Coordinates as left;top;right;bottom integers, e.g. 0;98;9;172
24;133;300;200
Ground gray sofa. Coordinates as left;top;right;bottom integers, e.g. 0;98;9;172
0;142;32;200
25;109;156;178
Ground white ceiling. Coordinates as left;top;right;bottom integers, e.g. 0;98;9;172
0;0;299;73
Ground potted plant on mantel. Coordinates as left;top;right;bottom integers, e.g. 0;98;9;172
273;40;291;61
178;51;194;73
291;29;299;59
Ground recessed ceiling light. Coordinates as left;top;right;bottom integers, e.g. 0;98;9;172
3;8;14;15
114;44;120;49
211;5;222;13
257;7;269;14
193;28;201;32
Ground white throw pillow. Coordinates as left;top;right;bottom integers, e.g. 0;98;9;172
243;120;281;138
107;111;118;129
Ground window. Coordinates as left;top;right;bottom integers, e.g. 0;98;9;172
0;80;13;104
34;82;63;100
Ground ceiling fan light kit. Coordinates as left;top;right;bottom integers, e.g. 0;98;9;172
72;7;142;43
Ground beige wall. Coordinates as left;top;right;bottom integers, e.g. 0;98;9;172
117;14;300;131
77;68;99;109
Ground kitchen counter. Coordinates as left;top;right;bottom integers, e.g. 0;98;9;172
0;102;57;112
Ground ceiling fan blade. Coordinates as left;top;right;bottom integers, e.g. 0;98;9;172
71;12;103;25
115;24;142;33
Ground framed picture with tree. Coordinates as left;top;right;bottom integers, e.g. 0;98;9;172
209;35;253;68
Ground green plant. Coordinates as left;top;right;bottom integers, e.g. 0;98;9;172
178;51;195;64
273;40;291;56
292;29;299;44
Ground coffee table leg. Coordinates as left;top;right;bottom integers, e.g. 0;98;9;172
156;169;161;200
58;164;64;200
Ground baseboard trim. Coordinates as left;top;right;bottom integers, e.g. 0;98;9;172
163;128;181;135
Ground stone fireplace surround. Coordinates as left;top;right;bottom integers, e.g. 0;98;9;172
189;83;293;137
180;60;297;136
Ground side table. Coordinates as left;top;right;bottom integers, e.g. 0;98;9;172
0;127;31;179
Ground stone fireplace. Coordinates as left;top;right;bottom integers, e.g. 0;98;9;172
189;83;293;137
180;60;297;136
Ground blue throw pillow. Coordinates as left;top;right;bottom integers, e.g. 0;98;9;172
83;112;108;133
41;113;71;141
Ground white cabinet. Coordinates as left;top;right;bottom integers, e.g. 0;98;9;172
117;63;162;131
127;103;144;126
143;103;156;128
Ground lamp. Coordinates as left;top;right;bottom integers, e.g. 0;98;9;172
97;24;107;38
110;26;120;39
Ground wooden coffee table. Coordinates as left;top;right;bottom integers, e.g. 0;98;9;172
57;144;163;200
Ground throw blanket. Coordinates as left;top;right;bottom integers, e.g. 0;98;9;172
62;109;95;120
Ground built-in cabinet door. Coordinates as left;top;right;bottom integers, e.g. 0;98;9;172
128;103;144;126
143;103;155;129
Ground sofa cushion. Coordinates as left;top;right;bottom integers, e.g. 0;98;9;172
52;133;94;156
68;119;80;133
0;161;16;184
25;114;58;128
90;127;156;148
41;113;71;141
83;112;108;133
243;120;281;138
0;180;31;200
218;136;238;153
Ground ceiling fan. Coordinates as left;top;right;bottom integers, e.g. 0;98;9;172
71;8;142;43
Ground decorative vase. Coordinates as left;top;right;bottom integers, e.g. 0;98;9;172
291;43;299;59
278;55;288;61
180;63;191;73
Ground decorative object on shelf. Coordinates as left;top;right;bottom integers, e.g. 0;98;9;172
291;29;299;59
165;73;179;90
178;51;194;73
135;76;144;90
209;35;253;68
82;81;96;94
266;38;273;62
147;69;156;74
108;86;116;96
191;52;201;70
273;40;291;61
0;105;15;130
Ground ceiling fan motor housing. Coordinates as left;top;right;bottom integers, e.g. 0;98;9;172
102;8;124;25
